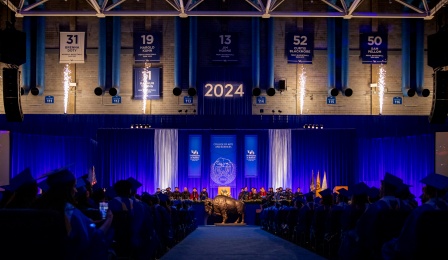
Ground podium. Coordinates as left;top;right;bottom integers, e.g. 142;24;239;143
218;186;231;197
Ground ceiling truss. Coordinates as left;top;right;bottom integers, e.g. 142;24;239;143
0;0;447;20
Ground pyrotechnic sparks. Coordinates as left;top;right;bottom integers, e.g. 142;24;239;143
299;65;306;115
378;64;386;115
63;64;71;114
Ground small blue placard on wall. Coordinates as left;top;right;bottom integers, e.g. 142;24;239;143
184;96;193;104
256;96;266;105
45;96;54;104
327;96;336;104
112;96;121;104
393;96;402;105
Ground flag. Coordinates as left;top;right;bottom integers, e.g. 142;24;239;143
310;170;315;191
88;166;97;186
316;171;321;191
322;171;328;190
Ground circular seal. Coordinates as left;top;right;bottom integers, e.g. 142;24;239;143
210;157;236;185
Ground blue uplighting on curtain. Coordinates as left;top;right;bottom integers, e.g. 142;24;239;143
96;129;155;192
10;133;95;181
402;19;411;96
291;129;357;193
357;134;434;201
327;18;336;91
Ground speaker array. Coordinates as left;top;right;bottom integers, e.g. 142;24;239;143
429;70;448;124
3;68;23;122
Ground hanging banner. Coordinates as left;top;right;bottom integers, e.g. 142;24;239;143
210;135;237;187
133;32;161;63
59;32;85;63
133;67;161;100
285;32;314;64
188;135;202;178
360;32;388;64
244;135;258;178
211;33;239;62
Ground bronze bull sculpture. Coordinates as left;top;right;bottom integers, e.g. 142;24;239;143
204;195;245;224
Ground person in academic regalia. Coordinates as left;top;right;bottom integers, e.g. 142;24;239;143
190;187;199;201
200;188;208;201
33;168;113;260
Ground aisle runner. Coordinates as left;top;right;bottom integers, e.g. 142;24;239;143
161;226;326;260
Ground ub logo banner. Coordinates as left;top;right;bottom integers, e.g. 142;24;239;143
245;135;258;178
188;135;202;178
210;135;237;187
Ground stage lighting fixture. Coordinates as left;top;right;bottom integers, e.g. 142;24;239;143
130;124;134;128
320;124;324;129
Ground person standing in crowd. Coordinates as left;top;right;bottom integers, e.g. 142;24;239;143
182;187;190;200
200;188;208;201
33;168;113;260
190;187;199;201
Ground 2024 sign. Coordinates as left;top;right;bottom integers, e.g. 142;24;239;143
204;83;244;98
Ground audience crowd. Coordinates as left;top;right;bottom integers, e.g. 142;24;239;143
259;172;448;260
1;169;448;260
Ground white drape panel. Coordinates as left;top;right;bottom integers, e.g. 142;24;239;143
154;129;178;189
269;129;292;189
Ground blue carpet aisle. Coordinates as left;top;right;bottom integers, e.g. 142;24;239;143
161;226;327;260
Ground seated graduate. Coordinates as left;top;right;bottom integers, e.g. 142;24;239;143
382;173;448;260
33;167;113;260
1;168;38;209
259;187;267;198
294;187;304;200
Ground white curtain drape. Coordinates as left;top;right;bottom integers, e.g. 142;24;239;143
269;129;292;189
154;129;178;189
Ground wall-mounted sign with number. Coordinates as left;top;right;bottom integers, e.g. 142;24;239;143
256;96;266;105
203;82;244;98
393;96;402;105
360;32;388;64
212;33;239;62
45;96;54;104
133;67;161;100
285;32;314;64
59;32;85;63
327;96;336;104
134;32;161;63
184;96;193;104
112;96;122;104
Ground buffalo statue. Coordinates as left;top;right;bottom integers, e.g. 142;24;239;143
204;195;245;224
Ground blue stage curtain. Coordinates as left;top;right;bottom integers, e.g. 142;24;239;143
96;128;155;193
10;132;95;181
357;134;434;200
154;129;178;190
291;129;357;193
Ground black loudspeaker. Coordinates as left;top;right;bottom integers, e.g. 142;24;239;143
0;29;26;66
3;68;23;122
428;31;448;69
429;71;448;124
278;80;286;91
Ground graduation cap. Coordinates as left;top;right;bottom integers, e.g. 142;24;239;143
45;168;76;188
2;168;36;192
351;182;370;196
383;172;404;188
337;188;352;198
420;173;448;190
319;188;333;197
127;177;142;191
